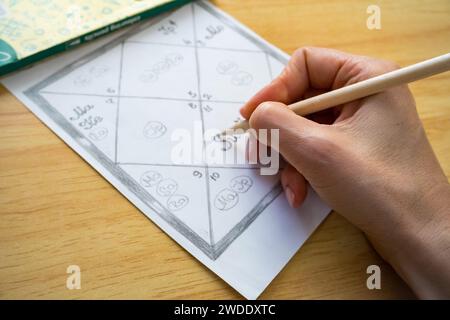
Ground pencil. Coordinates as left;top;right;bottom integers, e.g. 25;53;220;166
223;53;450;134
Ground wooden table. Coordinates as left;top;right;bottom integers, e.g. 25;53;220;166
1;0;449;299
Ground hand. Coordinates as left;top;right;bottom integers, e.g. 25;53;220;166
241;47;450;298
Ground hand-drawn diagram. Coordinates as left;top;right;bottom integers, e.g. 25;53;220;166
88;127;109;141
143;121;167;139
139;53;184;83
73;65;111;87
217;60;253;86
214;176;254;211
24;1;288;260
140;170;190;212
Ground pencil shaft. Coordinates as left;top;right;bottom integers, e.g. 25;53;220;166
290;53;450;116
226;53;450;133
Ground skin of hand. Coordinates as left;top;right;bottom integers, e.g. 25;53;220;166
241;47;450;299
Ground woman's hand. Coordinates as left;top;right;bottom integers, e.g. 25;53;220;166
241;47;450;298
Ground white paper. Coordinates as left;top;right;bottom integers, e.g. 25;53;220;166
1;1;330;299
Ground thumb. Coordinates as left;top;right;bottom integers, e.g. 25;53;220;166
248;101;337;175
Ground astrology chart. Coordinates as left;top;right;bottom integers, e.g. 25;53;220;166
23;1;288;260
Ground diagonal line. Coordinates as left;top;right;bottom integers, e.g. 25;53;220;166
114;42;125;164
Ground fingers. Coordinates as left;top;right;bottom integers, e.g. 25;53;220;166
240;46;400;120
240;47;357;119
249;102;318;138
281;164;308;208
249;101;335;173
246;123;308;209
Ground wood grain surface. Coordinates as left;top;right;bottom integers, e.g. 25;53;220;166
1;0;449;299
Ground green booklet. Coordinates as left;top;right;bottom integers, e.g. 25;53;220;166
0;0;191;76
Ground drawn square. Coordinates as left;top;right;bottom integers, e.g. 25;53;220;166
22;1;291;263
41;92;118;162
197;48;271;102
120;164;212;244
207;168;280;245
116;97;204;166
120;42;199;100
42;44;122;96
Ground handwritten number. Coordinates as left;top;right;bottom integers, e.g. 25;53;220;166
193;170;203;178
202;93;212;100
210;172;220;181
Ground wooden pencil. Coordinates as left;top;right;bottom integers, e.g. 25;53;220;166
223;53;450;134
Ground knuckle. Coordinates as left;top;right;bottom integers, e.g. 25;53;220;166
345;58;400;85
366;58;400;77
292;47;306;59
291;46;317;65
249;102;277;129
294;46;317;56
341;59;369;84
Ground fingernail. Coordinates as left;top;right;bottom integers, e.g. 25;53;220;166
285;186;296;208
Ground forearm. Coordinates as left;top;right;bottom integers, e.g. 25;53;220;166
383;181;450;299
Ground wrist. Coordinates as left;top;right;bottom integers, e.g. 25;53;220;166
379;181;450;298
